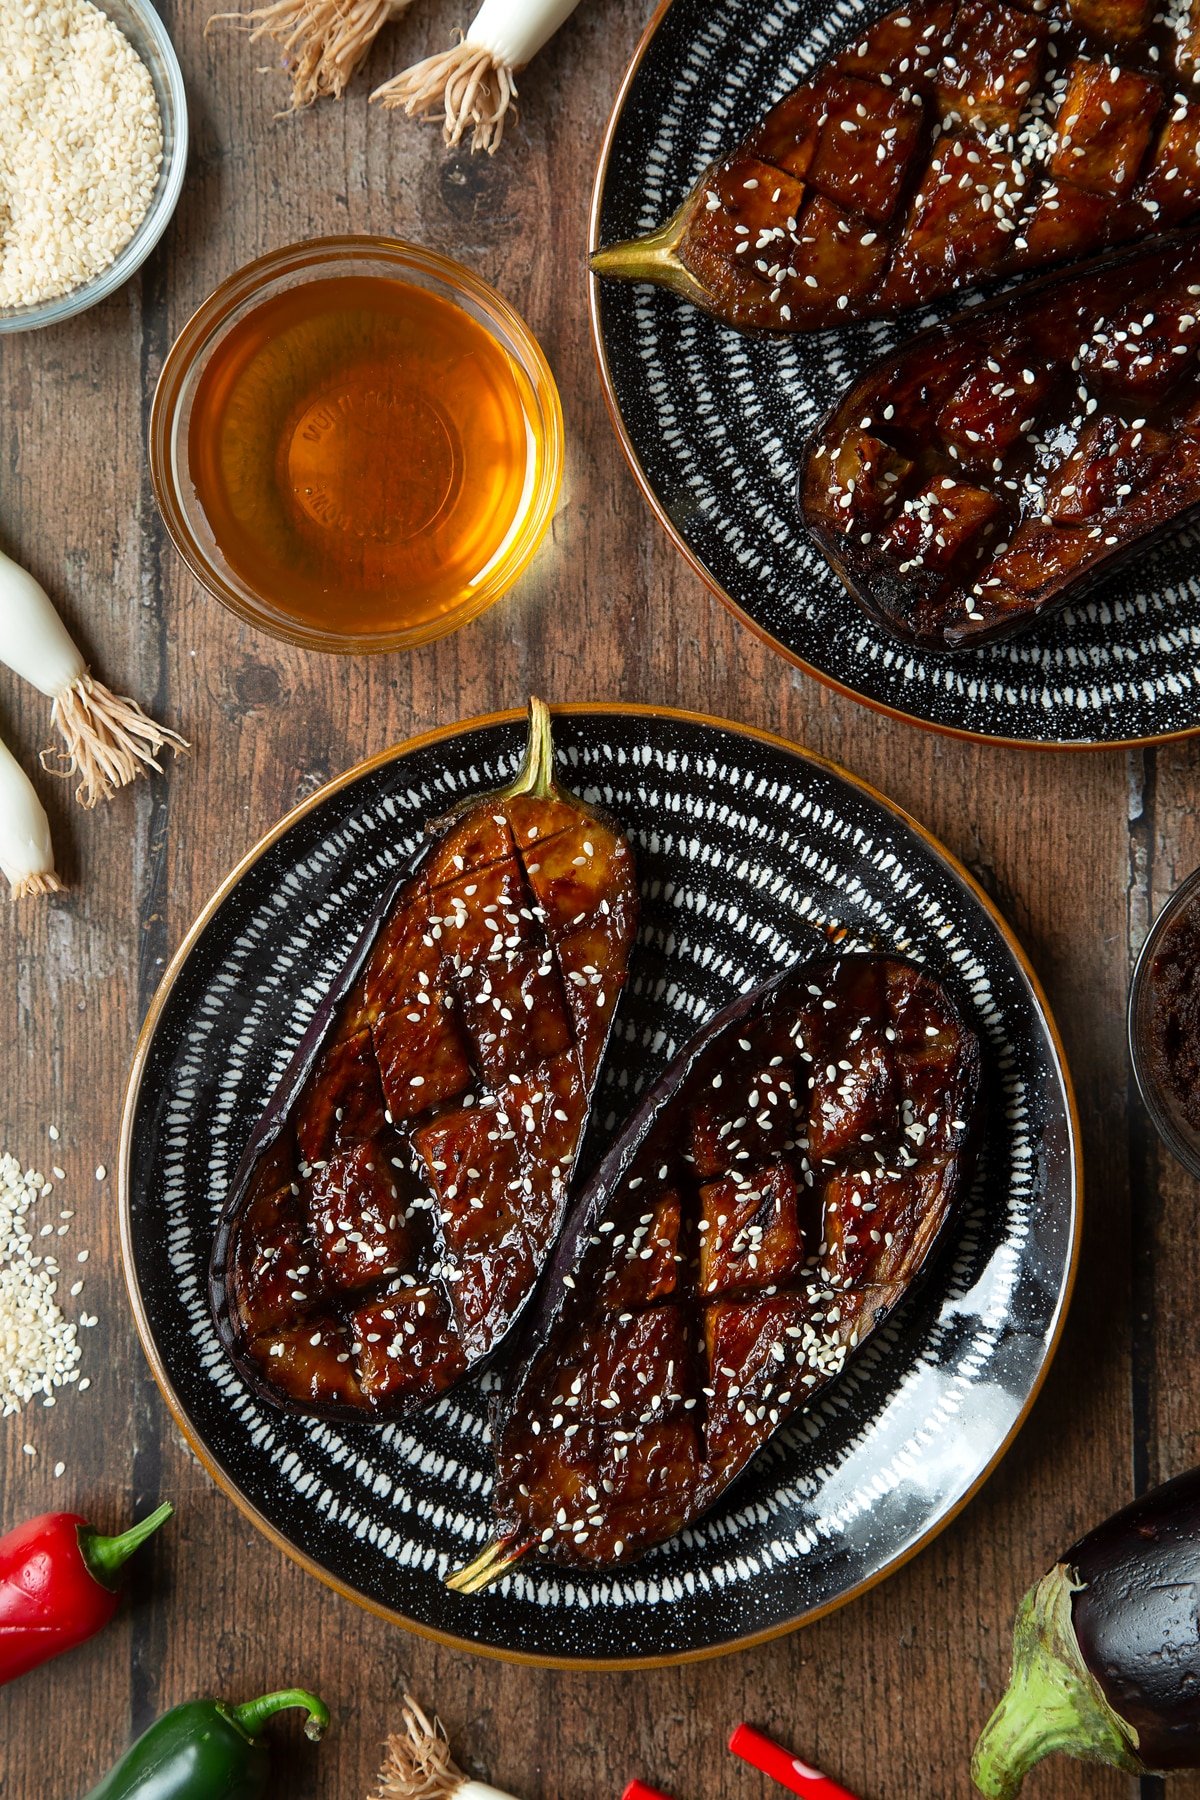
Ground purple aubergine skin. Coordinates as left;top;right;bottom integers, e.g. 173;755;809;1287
207;751;637;1423
491;959;814;1448
207;845;428;1418
490;972;774;1451
1067;1466;1200;1770
798;228;1200;655
490;950;984;1512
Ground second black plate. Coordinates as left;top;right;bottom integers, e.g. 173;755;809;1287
590;0;1200;748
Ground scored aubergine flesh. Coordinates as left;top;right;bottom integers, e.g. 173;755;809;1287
209;702;638;1418
801;231;1200;648
450;953;982;1585
591;0;1200;331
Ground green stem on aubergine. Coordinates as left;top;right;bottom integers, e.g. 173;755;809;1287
502;695;558;803
971;1565;1143;1798
590;201;709;311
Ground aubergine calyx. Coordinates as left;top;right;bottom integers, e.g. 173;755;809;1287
505;695;557;802
589;193;711;311
971;1563;1145;1797
430;696;559;833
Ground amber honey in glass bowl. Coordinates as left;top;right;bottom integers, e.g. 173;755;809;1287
150;239;563;654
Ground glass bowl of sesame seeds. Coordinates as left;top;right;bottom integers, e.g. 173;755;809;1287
0;0;187;334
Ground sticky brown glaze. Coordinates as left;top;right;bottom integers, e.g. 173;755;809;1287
483;954;982;1570
209;704;639;1417
801;231;1200;647
591;0;1200;331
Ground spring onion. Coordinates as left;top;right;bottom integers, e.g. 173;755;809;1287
0;545;187;811
372;0;583;153
0;733;63;901
206;0;414;110
373;1695;521;1800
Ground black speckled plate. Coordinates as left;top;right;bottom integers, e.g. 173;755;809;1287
119;707;1079;1666
590;0;1200;748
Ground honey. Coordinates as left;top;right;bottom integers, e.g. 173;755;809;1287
186;275;541;641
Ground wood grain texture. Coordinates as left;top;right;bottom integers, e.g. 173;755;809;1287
0;2;1194;1797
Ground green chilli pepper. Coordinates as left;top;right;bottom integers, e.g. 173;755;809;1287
81;1688;329;1800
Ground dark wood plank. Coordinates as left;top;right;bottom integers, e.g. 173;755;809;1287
0;0;1187;1797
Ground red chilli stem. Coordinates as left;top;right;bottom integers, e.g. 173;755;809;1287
79;1501;174;1588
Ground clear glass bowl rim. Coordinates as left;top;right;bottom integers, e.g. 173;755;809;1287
1128;862;1200;1179
0;0;188;333
148;234;565;655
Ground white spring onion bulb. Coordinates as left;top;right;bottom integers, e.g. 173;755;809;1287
0;546;187;811
372;0;584;153
206;0;415;110
0;733;63;901
373;1694;521;1800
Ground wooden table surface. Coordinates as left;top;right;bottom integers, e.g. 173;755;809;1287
2;2;1199;1796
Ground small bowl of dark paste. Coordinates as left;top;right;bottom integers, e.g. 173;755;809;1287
1130;868;1200;1177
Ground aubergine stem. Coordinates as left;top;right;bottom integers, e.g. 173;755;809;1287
971;1564;1144;1797
434;697;560;841
501;696;559;804
445;1535;531;1594
589;197;711;311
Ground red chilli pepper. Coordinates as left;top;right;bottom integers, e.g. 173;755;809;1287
623;1784;676;1800
0;1501;172;1685
729;1725;862;1800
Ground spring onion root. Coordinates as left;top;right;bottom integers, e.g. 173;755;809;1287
372;0;582;153
206;0;414;109
0;734;63;901
372;1694;521;1800
0;546;187;810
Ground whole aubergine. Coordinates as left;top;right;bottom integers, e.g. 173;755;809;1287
591;0;1200;332
802;230;1200;649
449;952;982;1589
973;1466;1200;1793
209;701;638;1419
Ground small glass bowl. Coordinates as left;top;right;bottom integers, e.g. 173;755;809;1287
0;0;188;333
1129;864;1200;1178
149;237;565;655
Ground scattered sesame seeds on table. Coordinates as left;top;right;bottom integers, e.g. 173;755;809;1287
0;1150;93;1434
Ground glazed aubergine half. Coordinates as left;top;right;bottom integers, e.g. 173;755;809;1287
209;701;638;1418
802;231;1200;648
448;953;983;1588
591;0;1200;331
